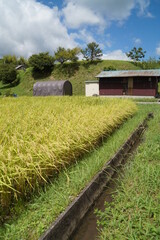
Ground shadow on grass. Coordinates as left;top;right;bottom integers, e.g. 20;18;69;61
0;79;20;90
56;62;80;78
82;60;102;69
32;68;53;80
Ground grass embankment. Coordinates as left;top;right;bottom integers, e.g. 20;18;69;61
133;98;159;102
0;97;136;210
96;105;160;240
0;104;151;240
0;69;34;96
0;60;139;96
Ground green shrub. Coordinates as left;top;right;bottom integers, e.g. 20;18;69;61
0;64;17;84
103;65;116;71
137;58;160;69
28;52;54;74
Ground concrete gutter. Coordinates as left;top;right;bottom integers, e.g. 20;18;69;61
39;113;153;240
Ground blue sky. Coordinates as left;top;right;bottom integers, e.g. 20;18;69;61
0;0;160;60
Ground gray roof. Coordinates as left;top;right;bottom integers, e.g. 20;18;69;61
15;65;25;70
85;80;99;83
96;69;160;78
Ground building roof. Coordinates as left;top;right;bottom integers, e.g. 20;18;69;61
96;69;160;78
85;80;99;83
15;65;25;70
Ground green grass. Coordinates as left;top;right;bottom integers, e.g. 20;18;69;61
53;60;140;95
0;60;139;96
0;68;34;96
96;105;160;240
0;104;152;240
133;98;159;102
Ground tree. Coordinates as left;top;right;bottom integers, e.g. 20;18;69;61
126;47;146;62
17;56;28;66
0;64;17;84
2;55;17;64
81;42;103;61
28;52;54;73
54;47;69;64
68;47;81;62
54;47;81;64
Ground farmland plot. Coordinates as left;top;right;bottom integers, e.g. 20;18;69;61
0;97;137;208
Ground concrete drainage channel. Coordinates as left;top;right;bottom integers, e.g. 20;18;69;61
39;113;153;240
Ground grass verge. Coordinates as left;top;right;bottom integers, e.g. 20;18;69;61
0;104;153;240
96;105;160;240
132;98;159;102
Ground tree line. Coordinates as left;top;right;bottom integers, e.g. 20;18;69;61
0;42;103;84
1;42;159;86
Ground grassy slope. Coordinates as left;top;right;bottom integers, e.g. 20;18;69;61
0;60;139;96
96;105;160;240
0;104;153;240
0;69;34;96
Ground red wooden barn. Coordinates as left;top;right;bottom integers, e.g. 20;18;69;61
96;69;160;97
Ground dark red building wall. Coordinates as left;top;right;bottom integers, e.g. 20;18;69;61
132;89;156;96
99;77;157;96
99;77;124;95
133;77;157;96
133;77;156;88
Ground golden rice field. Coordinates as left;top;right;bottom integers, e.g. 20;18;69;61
0;97;137;208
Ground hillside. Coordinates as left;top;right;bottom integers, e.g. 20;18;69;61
0;60;140;96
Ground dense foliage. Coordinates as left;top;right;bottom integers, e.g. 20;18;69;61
28;52;54;73
2;55;28;66
54;47;81;64
2;55;17;64
0;63;17;84
140;57;160;69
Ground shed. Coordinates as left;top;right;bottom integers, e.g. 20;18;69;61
96;69;160;97
85;80;99;96
33;80;72;96
15;65;26;71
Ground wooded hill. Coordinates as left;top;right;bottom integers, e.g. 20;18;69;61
0;60;147;96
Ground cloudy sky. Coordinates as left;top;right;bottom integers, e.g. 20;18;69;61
0;0;160;60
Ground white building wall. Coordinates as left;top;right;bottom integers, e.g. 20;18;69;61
85;81;99;96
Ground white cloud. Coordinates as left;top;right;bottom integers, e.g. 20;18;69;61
62;2;103;29
156;44;160;56
78;29;96;43
136;0;150;15
0;0;152;58
106;41;112;48
63;0;151;29
134;38;142;45
102;50;130;61
146;12;154;18
0;0;76;58
64;0;135;20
